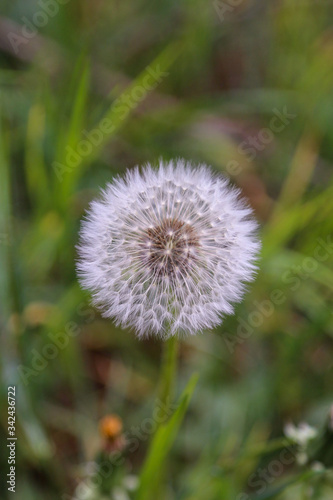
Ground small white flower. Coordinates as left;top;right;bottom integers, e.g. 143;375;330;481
284;422;318;447
77;159;260;338
284;422;318;466
122;475;139;491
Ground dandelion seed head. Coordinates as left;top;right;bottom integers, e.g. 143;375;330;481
77;159;261;339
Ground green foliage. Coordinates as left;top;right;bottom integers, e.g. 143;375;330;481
1;0;333;499
136;374;198;500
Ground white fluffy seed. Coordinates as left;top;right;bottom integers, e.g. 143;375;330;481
76;159;261;339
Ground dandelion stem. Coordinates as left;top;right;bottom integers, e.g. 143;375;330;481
145;335;178;500
158;335;178;414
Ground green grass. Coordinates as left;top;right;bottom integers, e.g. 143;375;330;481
1;0;333;499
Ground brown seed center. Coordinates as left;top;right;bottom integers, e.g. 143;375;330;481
140;218;199;278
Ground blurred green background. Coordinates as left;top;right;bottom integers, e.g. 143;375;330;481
1;0;333;499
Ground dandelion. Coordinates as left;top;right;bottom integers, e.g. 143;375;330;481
77;159;260;338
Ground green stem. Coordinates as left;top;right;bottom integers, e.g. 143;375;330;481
158;335;178;415
147;335;178;500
